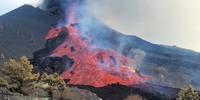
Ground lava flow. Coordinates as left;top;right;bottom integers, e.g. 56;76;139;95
45;1;149;87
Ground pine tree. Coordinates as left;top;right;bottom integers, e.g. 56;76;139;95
40;73;66;99
0;56;39;94
177;85;200;100
0;56;67;98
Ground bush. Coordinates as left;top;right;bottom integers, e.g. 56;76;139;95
124;94;144;100
39;73;66;99
0;56;101;100
176;85;200;100
0;56;39;94
53;87;100;100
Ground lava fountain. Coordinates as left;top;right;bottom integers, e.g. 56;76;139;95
44;0;150;87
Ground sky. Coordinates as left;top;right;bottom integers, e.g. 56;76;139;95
0;0;40;15
0;0;200;52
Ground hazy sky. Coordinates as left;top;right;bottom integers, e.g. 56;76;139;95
87;0;200;52
0;0;39;15
0;0;200;52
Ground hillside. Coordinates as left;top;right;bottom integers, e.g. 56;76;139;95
0;4;200;96
0;5;57;58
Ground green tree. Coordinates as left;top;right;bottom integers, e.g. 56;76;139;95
0;56;39;94
40;73;66;100
0;77;8;87
177;85;200;100
0;56;69;99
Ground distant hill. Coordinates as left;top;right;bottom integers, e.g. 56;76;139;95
0;5;57;58
1;4;200;91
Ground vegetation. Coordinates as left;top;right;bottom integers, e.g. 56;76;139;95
124;94;144;100
0;56;39;94
52;87;100;100
0;56;64;95
176;85;200;100
40;73;66;99
1;56;200;100
0;56;100;100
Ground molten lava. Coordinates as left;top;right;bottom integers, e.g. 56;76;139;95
44;1;149;87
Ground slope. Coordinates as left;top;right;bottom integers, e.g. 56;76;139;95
0;4;57;58
0;5;200;90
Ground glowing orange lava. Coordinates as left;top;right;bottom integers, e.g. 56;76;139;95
44;2;149;87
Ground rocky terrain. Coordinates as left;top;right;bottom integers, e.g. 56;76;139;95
0;4;200;100
0;5;57;58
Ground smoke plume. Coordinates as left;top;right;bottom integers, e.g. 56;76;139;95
40;0;84;17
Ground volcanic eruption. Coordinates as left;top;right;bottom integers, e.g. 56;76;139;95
39;0;149;87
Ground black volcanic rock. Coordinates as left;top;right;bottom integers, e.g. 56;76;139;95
75;83;179;100
32;56;73;74
1;5;200;98
32;28;72;74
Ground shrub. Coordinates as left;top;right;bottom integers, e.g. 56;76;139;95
0;56;101;100
39;73;66;99
53;87;100;100
176;85;200;100
0;56;39;94
124;94;144;100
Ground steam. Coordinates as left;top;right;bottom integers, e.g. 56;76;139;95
37;0;200;90
40;0;145;68
39;0;147;67
129;49;146;68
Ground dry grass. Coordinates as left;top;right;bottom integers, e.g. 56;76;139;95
124;94;144;100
